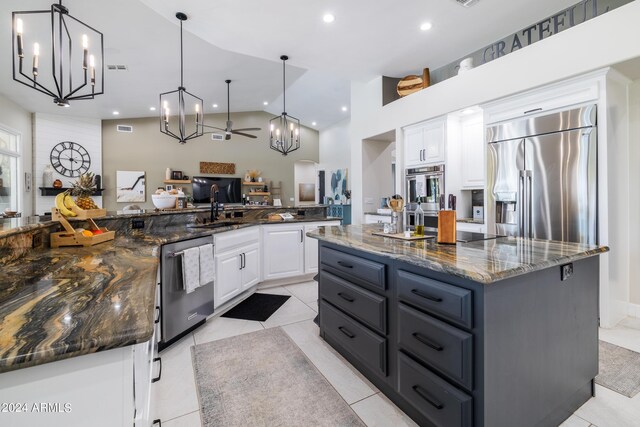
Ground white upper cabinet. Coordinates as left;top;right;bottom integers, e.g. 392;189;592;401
403;117;446;168
460;116;485;189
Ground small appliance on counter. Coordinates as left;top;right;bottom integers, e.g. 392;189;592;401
473;206;484;221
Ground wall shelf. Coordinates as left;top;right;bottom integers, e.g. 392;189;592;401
242;182;266;186
247;192;270;196
163;180;192;184
39;187;105;197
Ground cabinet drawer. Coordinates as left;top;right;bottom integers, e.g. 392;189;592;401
321;247;386;290
398;304;473;390
398;353;472;427
214;227;259;252
397;270;473;329
320;271;387;334
320;300;387;376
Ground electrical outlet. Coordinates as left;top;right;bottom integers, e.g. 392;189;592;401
561;263;573;281
31;232;42;248
131;219;145;229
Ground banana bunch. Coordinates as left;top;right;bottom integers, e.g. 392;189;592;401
54;191;85;217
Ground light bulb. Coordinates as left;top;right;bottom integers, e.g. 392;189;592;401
290;123;294;131
33;42;40;56
163;100;169;109
82;34;88;49
89;54;95;67
16;18;23;35
195;104;199;113
270;124;274;131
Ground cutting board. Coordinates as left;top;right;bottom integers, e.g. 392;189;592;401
437;210;457;244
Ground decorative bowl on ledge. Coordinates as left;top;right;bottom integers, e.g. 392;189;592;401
152;194;177;209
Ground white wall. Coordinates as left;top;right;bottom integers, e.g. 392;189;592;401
362;140;395;214
319;119;350;200
34;113;102;215
349;1;640;225
629;80;640;311
294;161;318;205
0;94;33;216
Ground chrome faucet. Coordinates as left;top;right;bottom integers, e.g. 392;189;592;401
210;184;220;222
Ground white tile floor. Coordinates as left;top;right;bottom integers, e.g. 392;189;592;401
153;280;640;427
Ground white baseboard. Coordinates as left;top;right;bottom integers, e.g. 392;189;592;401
628;302;640;318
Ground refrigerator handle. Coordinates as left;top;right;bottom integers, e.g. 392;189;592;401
519;170;525;237
526;170;533;238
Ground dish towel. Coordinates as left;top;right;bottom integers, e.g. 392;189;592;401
199;243;215;286
182;247;201;294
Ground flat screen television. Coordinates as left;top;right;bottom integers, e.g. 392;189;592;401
192;176;242;205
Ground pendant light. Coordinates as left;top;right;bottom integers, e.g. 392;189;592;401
11;0;104;107
270;55;300;156
159;12;204;144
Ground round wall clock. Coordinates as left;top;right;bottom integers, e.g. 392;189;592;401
50;141;91;178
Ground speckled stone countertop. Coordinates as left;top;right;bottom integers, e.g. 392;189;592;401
0;216;337;374
307;225;609;285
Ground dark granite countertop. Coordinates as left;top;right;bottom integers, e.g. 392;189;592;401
307;225;608;285
0;216;339;374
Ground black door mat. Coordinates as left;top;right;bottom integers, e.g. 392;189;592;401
222;293;291;322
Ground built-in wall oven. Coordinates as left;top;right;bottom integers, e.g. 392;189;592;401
405;165;444;230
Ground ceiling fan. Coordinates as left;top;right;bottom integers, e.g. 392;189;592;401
199;80;261;140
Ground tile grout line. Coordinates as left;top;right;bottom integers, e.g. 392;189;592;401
160;409;200;424
349;391;380;407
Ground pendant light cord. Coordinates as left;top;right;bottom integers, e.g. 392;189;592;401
282;57;286;114
227;81;231;122
180;19;184;88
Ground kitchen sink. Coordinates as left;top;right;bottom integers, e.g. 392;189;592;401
187;221;239;229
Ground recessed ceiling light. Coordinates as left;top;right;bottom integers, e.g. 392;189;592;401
323;14;335;23
341;106;348;112
312;122;317;126
213;104;218;108
112;111;120;115
150;107;156;111
263;101;269;106
420;22;433;31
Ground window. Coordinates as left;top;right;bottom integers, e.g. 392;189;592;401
0;125;21;213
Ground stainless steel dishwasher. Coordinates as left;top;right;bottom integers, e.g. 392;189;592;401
160;235;215;348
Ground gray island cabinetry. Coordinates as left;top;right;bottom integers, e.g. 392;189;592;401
310;225;608;427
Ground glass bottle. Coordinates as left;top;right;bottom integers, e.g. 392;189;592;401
415;197;425;236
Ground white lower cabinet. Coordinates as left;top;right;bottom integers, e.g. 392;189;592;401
262;224;305;280
241;243;260;290
303;221;340;274
0;336;158;427
214;228;261;308
364;214;392;224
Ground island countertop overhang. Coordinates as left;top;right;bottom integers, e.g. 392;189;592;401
307;225;609;285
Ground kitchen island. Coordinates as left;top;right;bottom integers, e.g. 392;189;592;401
308;224;608;427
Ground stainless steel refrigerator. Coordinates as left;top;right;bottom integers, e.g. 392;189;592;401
486;105;597;244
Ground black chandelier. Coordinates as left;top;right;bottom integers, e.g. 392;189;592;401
269;55;300;156
12;0;104;107
159;12;204;144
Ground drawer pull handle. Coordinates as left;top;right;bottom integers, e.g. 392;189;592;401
412;332;444;351
337;292;355;302
152;357;162;383
152;419;162;427
412;385;444;410
411;289;443;302
337;261;354;268
338;326;355;338
154;306;161;324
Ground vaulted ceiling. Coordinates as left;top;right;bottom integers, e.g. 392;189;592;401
0;0;577;129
